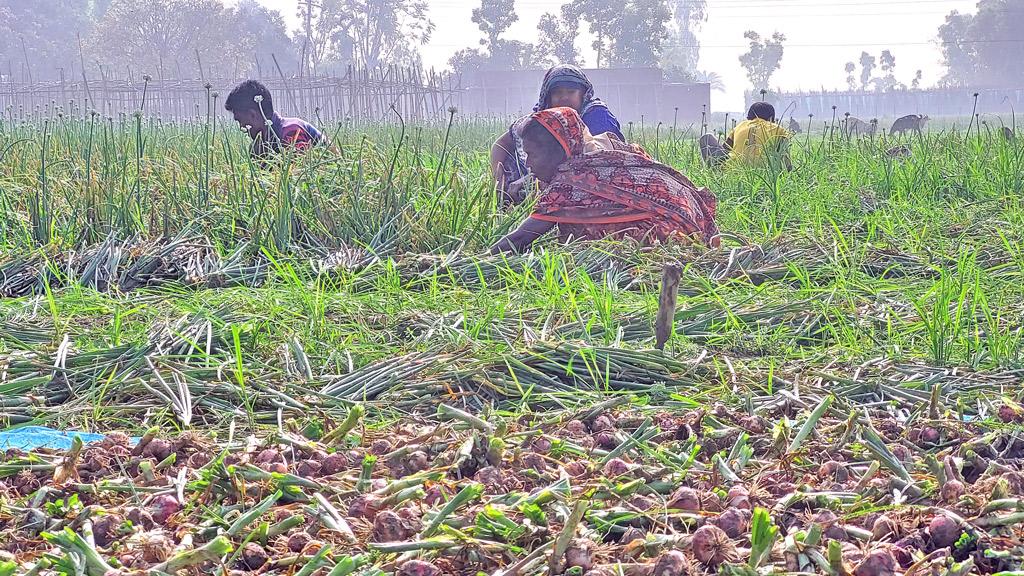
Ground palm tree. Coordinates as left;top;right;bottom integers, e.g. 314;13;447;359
693;70;725;92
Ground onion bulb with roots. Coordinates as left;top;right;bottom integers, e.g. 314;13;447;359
372;510;418;542
287;531;312;553
941;479;965;503
564;538;595;572
711;507;750;538
320;452;348;476
650;550;689;576
347;494;383;519
236;542;269;570
871;514;897;541
927;515;961;550
691;524;739;567
404;451;430;474
590;414;615;432
564;420;588;437
140;533;175;564
853;548;897;576
726;485;751;509
602;458;631;478
818;460;849;482
398;560;441;576
666;486;701;512
149;494;180;525
294;459;321;478
143;438;173;461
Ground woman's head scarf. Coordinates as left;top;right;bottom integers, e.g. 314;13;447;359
533;65;608;115
505;69;610;181
528;106;588;158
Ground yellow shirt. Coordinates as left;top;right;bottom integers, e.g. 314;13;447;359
727;119;790;165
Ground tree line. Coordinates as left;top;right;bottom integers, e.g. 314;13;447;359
0;0;716;84
0;0;1020;91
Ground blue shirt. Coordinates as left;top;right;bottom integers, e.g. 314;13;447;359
581;106;624;141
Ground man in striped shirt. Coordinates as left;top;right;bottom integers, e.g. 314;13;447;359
224;80;327;163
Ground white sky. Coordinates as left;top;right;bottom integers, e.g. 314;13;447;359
246;0;979;112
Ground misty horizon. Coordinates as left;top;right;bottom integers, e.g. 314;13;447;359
242;0;1000;110
2;0;1022;114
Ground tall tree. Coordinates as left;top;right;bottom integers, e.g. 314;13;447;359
451;0;535;74
879;49;896;75
294;0;347;75
663;0;706;74
0;0;94;81
607;0;672;67
536;4;581;66
858;51;875;89
294;0;432;75
90;0;242;79
347;0;433;70
938;0;1024;87
473;0;517;54
738;31;785;91
233;0;298;76
575;0;617;68
577;0;672;68
448;47;488;77
873;49;902;91
844;62;857;90
937;10;973;87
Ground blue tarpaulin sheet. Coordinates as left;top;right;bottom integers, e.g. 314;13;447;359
0;426;115;451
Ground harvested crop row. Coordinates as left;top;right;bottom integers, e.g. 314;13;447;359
2;393;1022;575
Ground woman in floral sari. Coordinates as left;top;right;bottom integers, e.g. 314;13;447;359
490;65;625;205
490;107;721;254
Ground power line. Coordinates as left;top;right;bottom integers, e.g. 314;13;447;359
691;39;1024;48
427;38;1024;49
701;0;971;5
704;10;993;17
427;0;974;4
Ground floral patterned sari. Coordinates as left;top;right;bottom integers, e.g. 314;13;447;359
529;107;721;247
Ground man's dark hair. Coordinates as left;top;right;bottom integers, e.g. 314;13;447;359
522;119;567;161
225;80;274;117
747;102;775;122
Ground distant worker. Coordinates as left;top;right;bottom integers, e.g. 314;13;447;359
491;65;625;205
225;79;327;162
699;102;792;170
490;107;719;254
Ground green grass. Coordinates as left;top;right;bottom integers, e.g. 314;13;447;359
2;110;1024;435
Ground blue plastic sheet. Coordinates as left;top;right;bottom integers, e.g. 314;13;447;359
0;426;113;451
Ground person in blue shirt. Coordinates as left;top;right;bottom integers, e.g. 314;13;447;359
490;65;625;205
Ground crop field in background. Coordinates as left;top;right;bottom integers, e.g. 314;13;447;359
0;109;1023;575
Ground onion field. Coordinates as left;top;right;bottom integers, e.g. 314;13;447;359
1;108;1023;575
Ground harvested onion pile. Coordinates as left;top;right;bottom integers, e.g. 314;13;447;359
1;397;1022;575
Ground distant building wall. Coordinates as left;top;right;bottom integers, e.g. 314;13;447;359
459;68;711;125
755;87;1024;120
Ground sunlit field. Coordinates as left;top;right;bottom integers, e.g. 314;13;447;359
1;110;1023;574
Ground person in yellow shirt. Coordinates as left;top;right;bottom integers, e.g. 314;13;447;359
700;102;792;169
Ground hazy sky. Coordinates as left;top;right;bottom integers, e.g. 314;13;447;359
246;0;978;111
